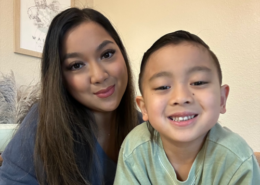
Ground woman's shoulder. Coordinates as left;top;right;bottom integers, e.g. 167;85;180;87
14;103;39;142
20;103;39;126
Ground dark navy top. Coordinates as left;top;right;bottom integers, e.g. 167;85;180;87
0;104;143;185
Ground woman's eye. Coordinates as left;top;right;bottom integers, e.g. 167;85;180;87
69;62;85;70
155;86;171;90
191;81;208;86
101;50;115;59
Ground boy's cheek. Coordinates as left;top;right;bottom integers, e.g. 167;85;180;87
196;91;222;111
146;102;166;122
198;88;221;102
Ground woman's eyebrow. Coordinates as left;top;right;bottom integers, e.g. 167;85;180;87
62;52;84;62
62;40;114;62
96;40;114;52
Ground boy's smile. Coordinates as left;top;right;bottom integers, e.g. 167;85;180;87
137;42;229;145
167;112;198;127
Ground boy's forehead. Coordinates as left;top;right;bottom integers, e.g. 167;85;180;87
149;42;209;63
144;43;218;80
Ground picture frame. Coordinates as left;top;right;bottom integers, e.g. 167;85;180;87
14;0;75;58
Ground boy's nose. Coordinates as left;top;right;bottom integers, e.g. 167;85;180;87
169;85;193;106
90;61;109;84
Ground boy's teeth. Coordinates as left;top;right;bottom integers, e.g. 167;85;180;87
170;115;196;122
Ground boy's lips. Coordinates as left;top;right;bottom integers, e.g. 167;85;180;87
168;112;198;127
94;85;115;98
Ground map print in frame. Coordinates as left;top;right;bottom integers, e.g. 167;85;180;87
14;0;75;58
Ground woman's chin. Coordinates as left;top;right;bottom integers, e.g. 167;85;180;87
91;101;121;113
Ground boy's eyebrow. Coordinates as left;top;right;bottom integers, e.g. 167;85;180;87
187;66;211;74
62;40;114;62
149;71;172;82
148;66;211;82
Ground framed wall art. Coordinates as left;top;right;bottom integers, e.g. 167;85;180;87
14;0;75;58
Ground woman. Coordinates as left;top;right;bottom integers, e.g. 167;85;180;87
0;8;142;185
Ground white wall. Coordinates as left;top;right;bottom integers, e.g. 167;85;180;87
93;0;260;151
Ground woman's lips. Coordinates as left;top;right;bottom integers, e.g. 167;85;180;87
94;85;115;98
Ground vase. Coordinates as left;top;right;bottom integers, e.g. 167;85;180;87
0;124;19;153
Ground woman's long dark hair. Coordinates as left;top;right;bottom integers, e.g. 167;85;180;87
35;8;137;185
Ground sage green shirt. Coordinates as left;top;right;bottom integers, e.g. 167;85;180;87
114;123;260;185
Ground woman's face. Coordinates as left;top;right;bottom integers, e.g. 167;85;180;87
62;21;128;113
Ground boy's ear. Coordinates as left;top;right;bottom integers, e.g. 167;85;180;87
136;96;149;121
220;84;230;114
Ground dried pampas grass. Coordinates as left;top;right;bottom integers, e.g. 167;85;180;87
0;72;17;124
16;83;40;124
0;71;40;124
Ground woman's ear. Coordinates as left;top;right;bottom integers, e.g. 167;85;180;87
220;85;230;114
136;96;149;121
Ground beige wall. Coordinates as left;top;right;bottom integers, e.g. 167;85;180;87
0;0;259;151
93;0;260;151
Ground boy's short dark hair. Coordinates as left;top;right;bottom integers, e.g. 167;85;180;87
138;30;222;94
138;30;223;141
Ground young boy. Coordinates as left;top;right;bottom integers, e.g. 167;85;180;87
114;31;260;184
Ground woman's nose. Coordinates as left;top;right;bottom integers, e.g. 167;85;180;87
89;62;109;84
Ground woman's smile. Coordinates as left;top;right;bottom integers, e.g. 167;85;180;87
94;85;115;98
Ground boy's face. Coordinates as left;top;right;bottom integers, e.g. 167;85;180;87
137;42;229;144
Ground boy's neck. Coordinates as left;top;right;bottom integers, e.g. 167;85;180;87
160;132;208;181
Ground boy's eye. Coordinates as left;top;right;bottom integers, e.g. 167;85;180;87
155;86;171;90
68;62;85;70
101;50;116;59
191;81;208;86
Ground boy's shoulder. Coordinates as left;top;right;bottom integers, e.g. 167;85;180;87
208;123;254;161
120;122;152;157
